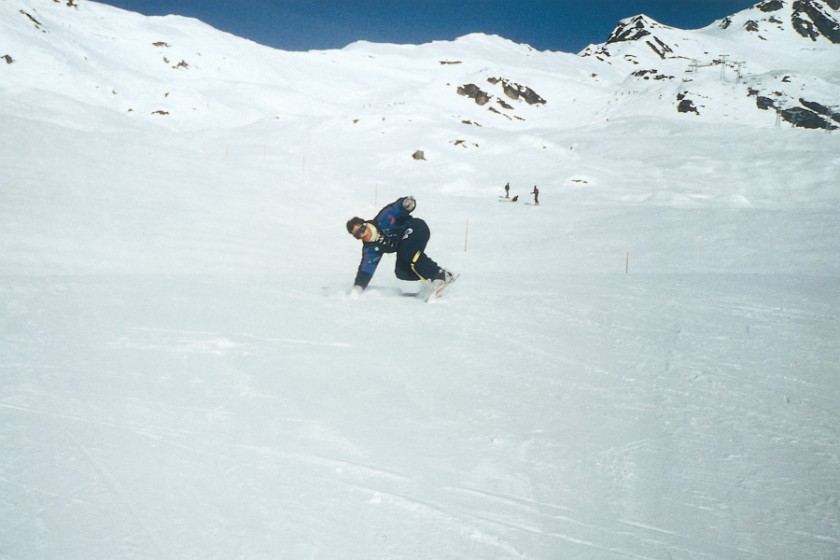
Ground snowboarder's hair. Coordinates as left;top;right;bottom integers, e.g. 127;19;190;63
346;217;365;235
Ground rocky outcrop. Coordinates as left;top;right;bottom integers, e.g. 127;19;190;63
755;95;777;110
676;93;700;115
631;69;674;81
780;106;833;127
799;97;840;118
607;16;653;43
586;15;678;61
759;0;786;11
19;10;45;31
457;84;492;106
457;78;546;122
792;0;840;42
486;77;546;106
721;0;840;42
750;89;840;130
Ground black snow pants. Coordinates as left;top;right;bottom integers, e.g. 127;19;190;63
393;219;441;282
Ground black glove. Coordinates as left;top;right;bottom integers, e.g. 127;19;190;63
402;196;416;212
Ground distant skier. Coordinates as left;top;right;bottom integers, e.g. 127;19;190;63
531;185;540;206
346;196;455;297
504;182;510;199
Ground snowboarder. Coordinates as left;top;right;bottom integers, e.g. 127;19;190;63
531;185;540;206
346;196;455;297
504;182;510;199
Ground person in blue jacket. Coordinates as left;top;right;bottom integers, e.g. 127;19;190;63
346;196;453;296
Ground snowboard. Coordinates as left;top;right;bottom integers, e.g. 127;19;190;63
426;274;459;302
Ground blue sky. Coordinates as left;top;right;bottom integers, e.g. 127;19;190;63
91;0;758;53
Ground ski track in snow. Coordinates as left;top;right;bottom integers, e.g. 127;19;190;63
2;272;837;559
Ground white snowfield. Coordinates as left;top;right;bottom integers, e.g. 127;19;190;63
1;1;839;559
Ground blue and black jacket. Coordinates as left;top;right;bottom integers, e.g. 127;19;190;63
353;197;414;289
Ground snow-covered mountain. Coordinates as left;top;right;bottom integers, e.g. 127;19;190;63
580;0;840;129
3;0;839;132
2;2;839;559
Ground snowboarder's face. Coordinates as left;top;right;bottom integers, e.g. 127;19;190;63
351;223;372;242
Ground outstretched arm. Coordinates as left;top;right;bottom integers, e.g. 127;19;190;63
353;244;382;290
373;196;415;227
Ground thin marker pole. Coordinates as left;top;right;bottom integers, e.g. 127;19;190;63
464;219;469;253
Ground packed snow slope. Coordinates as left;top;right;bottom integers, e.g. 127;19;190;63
1;1;839;559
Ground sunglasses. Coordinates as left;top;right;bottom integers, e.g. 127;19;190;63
353;224;367;239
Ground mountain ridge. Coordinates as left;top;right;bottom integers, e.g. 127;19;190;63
580;0;840;129
2;0;838;132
